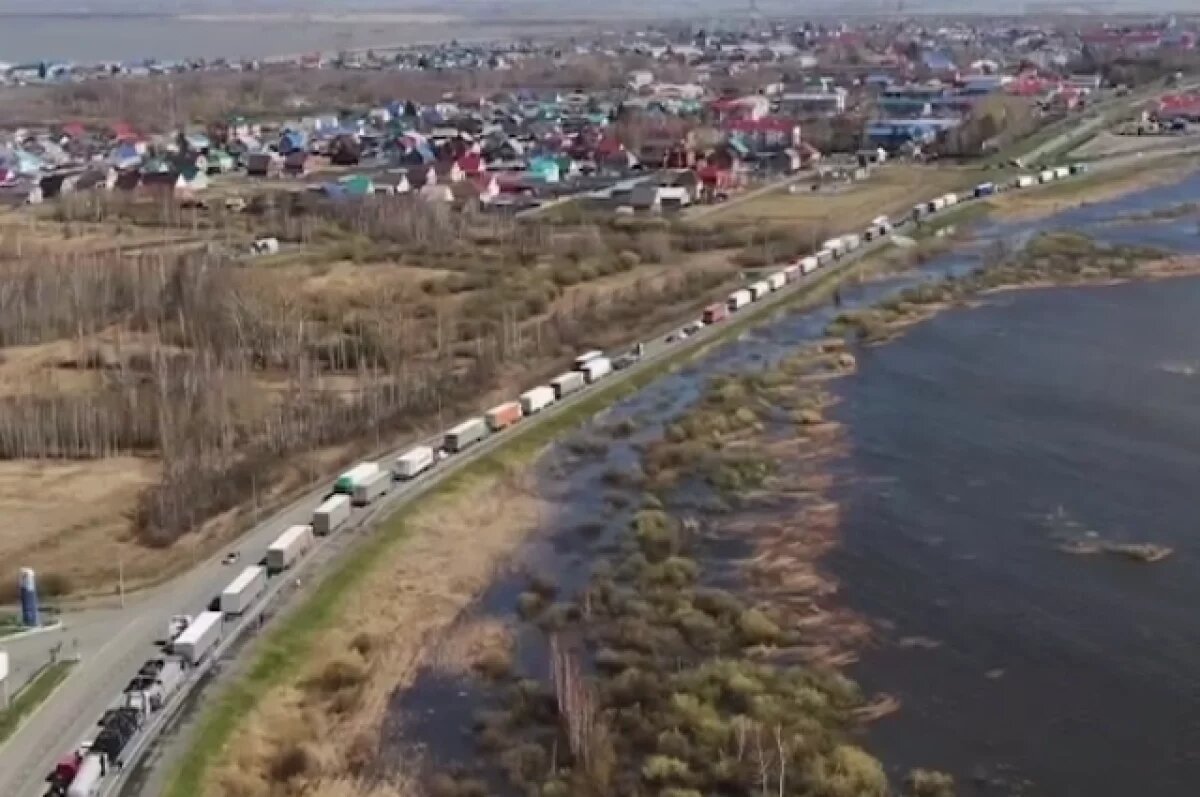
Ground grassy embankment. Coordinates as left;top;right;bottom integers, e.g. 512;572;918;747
162;247;870;797
0;661;76;745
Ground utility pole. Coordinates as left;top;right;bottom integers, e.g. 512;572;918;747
118;558;125;609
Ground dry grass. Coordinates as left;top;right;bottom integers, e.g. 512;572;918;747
702;165;973;233
0;457;159;594
207;466;547;797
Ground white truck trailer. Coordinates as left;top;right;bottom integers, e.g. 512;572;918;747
800;256;819;274
821;238;845;257
444;417;488;452
313;494;351;535
334;461;380;494
352;469;392;506
727;289;752;310
767;271;787;291
749;280;771;300
580;356;612;383
395;445;435;479
267;525;313;573
221;565;267;616
67;755;105;797
173;610;223;665
519;385;556;415
573;350;604;369
551;370;586;399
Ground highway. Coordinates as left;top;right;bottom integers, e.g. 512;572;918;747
2;129;1197;797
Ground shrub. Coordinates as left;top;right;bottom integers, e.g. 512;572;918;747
642;755;691;783
633;510;680;562
517;591;546;618
307;653;367;695
738;609;781;645
500;742;549;785
810;745;888;797
474;647;514;681
528;572;558;599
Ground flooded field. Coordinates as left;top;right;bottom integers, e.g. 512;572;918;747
386;170;1200;796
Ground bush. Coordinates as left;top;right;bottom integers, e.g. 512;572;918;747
517;591;546;618
738;609;781;646
500;742;549;785
642;755;691;783
474;647;514;681
633;510;680;562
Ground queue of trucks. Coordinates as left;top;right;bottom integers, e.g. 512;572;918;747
910;163;1086;222
43;160;1094;797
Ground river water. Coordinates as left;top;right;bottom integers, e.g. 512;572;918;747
387;170;1200;795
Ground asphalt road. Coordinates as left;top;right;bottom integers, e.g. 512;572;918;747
2;129;1197;797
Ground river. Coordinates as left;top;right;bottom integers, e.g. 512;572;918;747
386;170;1200;795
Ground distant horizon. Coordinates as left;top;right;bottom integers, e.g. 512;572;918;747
0;0;1197;17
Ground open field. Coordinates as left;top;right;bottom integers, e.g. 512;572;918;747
703;165;975;235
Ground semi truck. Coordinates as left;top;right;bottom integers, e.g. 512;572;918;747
221;565;267;616
974;182;996;198
841;233;861;252
352;469;392;506
172;610;223;665
486;401;523;431
816;248;835;265
394;445;435;479
821;238;845;257
65;752;106;797
1053;165;1070;179
727;289;752;310
1014;174;1036;188
573;350;604;370
333;461;380;494
519;386;556;415
800;256;819;274
702;303;728;324
1039;169;1056;183
444;417;488;452
312;494;351;535
580;356;612;383
267;525;313;572
749;280;771;300
551;370;586;399
767;271;787;291
783;263;801;282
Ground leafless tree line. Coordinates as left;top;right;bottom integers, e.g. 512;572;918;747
0;239;729;545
